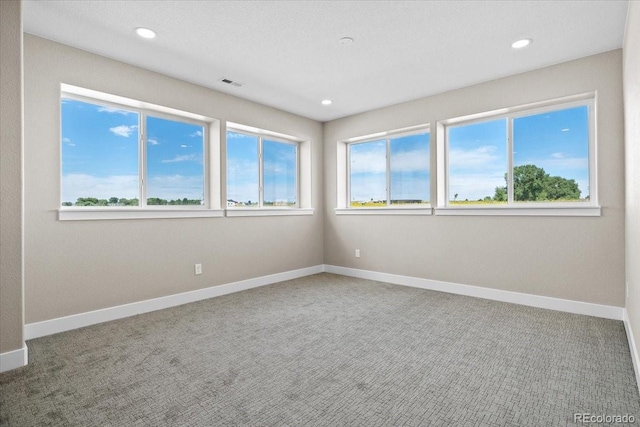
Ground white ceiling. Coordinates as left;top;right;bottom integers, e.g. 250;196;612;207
23;0;629;122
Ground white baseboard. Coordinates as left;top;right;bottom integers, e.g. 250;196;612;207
25;265;325;340
23;263;624;343
623;309;640;392
0;342;28;373
324;265;623;320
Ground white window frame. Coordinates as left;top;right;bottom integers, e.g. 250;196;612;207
436;93;600;217
58;84;222;221
226;123;313;217
336;124;432;215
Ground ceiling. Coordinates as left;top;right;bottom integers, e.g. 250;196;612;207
23;0;629;122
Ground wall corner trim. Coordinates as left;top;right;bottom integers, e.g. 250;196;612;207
0;343;28;373
623;309;640;393
324;265;623;321
24;265;325;340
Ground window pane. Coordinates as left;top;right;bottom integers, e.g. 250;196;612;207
448;119;507;204
61;98;139;207
146;116;204;206
350;140;386;207
390;132;430;205
263;140;297;207
513;106;589;202
227;131;259;207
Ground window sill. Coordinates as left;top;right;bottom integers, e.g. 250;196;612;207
58;208;224;221
434;205;601;217
225;208;315;217
335;207;433;216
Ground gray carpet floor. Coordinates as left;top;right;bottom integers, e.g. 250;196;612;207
1;273;639;426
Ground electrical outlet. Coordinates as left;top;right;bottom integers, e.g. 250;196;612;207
195;263;202;275
355;249;360;258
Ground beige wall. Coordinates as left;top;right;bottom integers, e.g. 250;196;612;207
0;0;24;355
625;2;640;345
324;50;625;306
23;35;324;324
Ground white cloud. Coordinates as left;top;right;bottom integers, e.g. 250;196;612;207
62;137;75;146
180;144;188;148
227;132;251;140
350;150;386;174
190;130;203;137
449;172;505;201
227;182;259;204
98;106;131;115
61;174;139;202
161;154;201;163
61;173;205;203
147;175;204;200
148;138;159;145
350;175;386;202
449;145;502;171
390;150;429;173
348;146;429;201
227;158;258;178
519;156;588;172
109;125;138;138
561;128;570;132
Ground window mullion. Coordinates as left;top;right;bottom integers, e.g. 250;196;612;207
140;111;147;208
258;137;264;208
346;145;352;207
295;145;300;208
386;138;391;206
507;117;514;204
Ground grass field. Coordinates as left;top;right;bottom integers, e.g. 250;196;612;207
350;199;585;207
350;201;428;207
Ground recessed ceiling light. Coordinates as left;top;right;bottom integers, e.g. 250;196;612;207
135;27;156;39
511;38;532;49
321;99;333;106
338;37;354;45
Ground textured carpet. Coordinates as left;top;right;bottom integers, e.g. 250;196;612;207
1;273;639;426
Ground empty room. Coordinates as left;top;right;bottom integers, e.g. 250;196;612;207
1;0;640;425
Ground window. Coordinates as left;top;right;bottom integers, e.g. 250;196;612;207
145;115;205;206
348;129;430;208
226;129;298;208
437;94;599;216
59;85;220;220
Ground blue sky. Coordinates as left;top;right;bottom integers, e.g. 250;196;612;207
350;132;430;203
61;98;204;203
448;105;589;201
226;131;297;205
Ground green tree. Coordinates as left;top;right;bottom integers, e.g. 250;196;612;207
75;197;99;206
494;164;581;202
544;175;581;200
494;186;507;202
108;197;119;205
147;197;167;205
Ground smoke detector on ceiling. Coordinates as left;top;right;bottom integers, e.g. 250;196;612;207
219;78;243;88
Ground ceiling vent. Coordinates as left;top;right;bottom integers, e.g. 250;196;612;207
219;78;243;88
